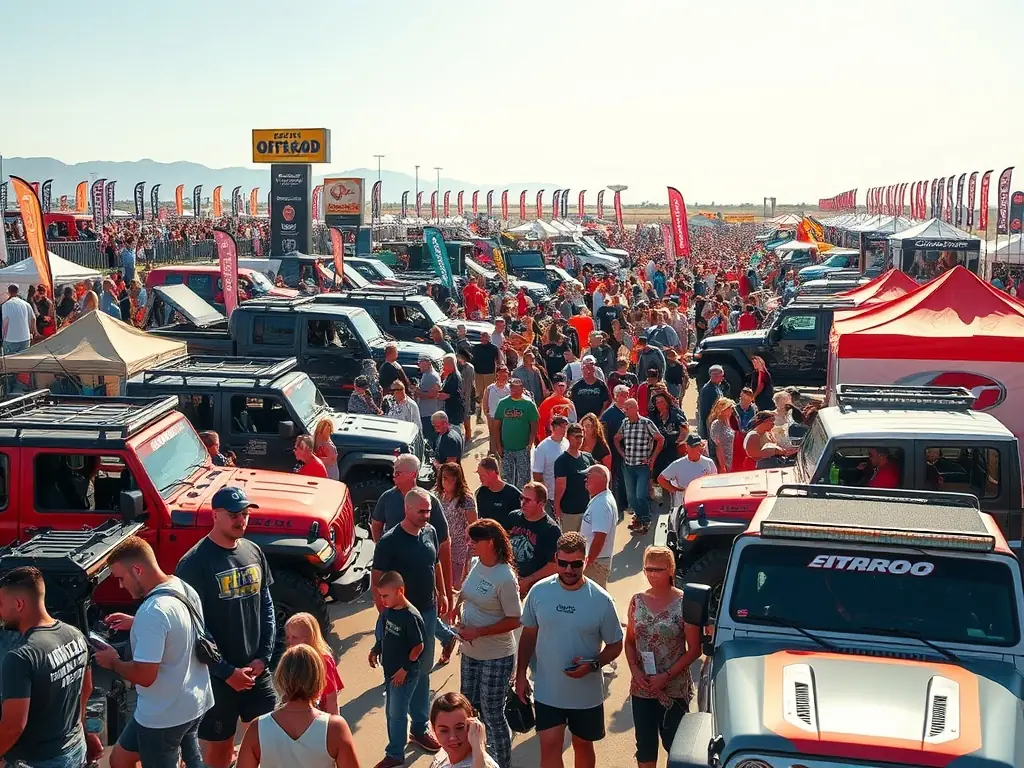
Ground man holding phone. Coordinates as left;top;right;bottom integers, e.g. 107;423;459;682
515;532;623;768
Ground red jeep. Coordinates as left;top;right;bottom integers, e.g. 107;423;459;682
0;390;368;641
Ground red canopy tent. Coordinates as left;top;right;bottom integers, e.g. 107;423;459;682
827;266;1024;443
836;269;919;307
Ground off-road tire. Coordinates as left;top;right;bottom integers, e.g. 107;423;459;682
680;547;730;621
348;474;393;531
270;569;330;663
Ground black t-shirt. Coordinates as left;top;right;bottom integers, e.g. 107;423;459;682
372;524;440;611
378;360;406;392
554;451;595;516
595;304;622;335
0;621;88;763
541;342;570;379
607;371;638;393
442;371;465;423
506;510;561;579
569;378;610;419
471;343;500;375
665;361;685;389
475;483;522;532
434;428;464;464
378;604;426;678
176;537;274;669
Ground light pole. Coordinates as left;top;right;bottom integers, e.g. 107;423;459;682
434;167;442;221
373;154;385;182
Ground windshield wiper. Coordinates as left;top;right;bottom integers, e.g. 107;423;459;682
851;625;960;662
746;614;839;652
158;461;208;495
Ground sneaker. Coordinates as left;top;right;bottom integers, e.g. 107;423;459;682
628;516;643;530
410;730;442;753
372;758;404;768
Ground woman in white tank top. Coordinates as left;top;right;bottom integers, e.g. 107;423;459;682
236;645;358;768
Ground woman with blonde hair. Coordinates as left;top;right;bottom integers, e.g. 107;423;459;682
236;645;359;768
284;612;344;714
625;546;701;768
707;396;743;473
313;418;339;481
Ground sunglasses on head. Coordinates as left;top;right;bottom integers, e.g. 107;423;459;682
556;558;585;570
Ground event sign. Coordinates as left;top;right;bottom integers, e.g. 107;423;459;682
661;223;675;262
270;164;313;255
472;191;479;216
443;191;451;218
416;192;423;218
430;191;437;220
912;239;973;250
10;176;53;304
967;173;978;228
486;190;493;218
249;187;259;217
944;175;954;224
424;227;455;292
519;191;527;220
323;177;364;227
500;190;508;220
251;129;331;164
40;180;52;213
457;191;464;216
613;190;623;229
91;179;106;226
0;182;6;214
212;186;223;218
105;181;116;221
213;229;239;318
996;167;1014;235
371;181;382;222
330;227;344;287
667;187;691;258
596;191;605;219
536;190;544;219
75;181;86;213
134;182;145;220
401;191;409;218
1009;191;1024;235
578;190;586;218
175;184;184;216
232;186;242;219
552;190;560;219
151;184;161;219
936;177;945;221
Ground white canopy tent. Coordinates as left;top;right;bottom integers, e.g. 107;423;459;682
0;253;102;293
506;220;560;238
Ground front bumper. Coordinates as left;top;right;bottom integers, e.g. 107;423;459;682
326;528;373;602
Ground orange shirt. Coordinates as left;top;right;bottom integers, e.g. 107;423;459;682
538;395;576;436
567;315;595;343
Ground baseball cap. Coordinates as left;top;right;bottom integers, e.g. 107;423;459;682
637;334;649;343
685;434;705;447
417;353;433;363
212;487;259;513
582;355;597;364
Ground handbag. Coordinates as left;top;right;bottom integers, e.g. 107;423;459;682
149;588;223;666
505;683;535;734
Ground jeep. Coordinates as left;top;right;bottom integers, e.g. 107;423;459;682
671;485;1024;768
659;385;1023;605
0;391;368;647
124;355;430;525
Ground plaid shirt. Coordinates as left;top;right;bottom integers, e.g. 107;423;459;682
616;415;660;466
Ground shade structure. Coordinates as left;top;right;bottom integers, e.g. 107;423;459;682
3;310;187;378
0;252;102;293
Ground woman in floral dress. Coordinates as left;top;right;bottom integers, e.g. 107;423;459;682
435;461;478;589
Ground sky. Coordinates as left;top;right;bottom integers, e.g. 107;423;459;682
2;0;1022;205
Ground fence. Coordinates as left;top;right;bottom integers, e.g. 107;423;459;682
4;238;271;270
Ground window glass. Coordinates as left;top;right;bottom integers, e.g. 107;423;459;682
821;446;904;488
163;272;185;286
35;453;141;513
778;313;817;340
230;396;289;434
252;316;295;346
179;394;217;432
305;318;357;348
187;274;214;297
926;446;1000;499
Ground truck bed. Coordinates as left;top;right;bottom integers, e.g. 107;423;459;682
151;325;236;356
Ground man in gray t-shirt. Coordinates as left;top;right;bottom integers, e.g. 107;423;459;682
516;531;622;759
415;358;442;437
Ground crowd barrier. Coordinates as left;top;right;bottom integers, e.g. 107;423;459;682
4;238;271;270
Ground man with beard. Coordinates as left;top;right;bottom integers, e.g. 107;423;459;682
515;532;623;768
176;487;276;768
505;482;561;599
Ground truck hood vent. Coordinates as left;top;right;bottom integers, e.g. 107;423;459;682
782;664;818;732
924;676;960;744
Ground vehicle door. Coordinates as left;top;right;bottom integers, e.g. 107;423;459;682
361;304;396;339
176;393;219;435
0;449;18;547
912;440;1017;547
299;314;363;405
763;310;820;383
812;439;913;489
223;394;296;471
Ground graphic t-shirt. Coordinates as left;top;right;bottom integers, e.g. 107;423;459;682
506;510;561;580
475;483;522;532
459;560;522;661
176;537;274;670
0;621;88;763
379;604;426;678
570;378;610;418
494;396;539;452
554;451;595;516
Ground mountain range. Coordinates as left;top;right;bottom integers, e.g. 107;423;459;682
1;157;561;203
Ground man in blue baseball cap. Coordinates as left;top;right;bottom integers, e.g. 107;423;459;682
175;487;276;768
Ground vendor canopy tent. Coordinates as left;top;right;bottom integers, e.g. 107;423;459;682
3;310;187;377
830;266;1024;362
766;213;802;226
887;217;979;248
505;219;559;238
0;253;102;292
836;269;919;307
847;215;913;234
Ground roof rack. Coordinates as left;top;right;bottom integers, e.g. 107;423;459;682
835;383;976;411
141;355;297;386
775;484;980;509
242;296;316;309
790;295;857;306
315;289;421;303
0;390;179;438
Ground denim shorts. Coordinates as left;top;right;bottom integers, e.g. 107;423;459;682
9;736;85;768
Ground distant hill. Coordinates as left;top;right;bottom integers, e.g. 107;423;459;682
1;158;561;204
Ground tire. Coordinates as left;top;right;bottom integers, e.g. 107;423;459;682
680;547;730;621
347;474;392;531
269;569;330;663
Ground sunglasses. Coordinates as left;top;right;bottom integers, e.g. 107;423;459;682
557;558;585;570
644;566;668;573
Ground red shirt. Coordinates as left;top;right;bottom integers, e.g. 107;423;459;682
298;456;329;478
463;282;486;316
868;461;900;489
737;312;757;331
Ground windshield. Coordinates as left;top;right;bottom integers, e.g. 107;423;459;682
583;236;607;253
284;375;327;427
415;298;445;324
549;265;574;282
824;253;854;267
137;418;210;499
730;543;1020;647
344;264;370;288
796;418;827;480
348;309;384;345
247;271;274;295
368;260;397;279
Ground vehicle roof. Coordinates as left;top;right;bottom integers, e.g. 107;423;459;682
820;400;1014;442
150;264;260;275
134;368;308;393
240;298;368;318
318;290;423;303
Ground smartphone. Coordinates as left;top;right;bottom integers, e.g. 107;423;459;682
564;659;596;672
87;632;112;652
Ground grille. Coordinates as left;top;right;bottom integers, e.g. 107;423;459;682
794;682;812;725
735;761;773;768
928;696;948;737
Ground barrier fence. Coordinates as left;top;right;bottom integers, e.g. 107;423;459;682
4;238;274;270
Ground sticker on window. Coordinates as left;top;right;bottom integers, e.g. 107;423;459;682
808;554;934;576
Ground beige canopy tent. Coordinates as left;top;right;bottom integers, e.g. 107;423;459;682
3;311;187;394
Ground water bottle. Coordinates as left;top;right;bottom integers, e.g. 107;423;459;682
829;463;840;485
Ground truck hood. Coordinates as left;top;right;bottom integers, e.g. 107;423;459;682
683;466;798;521
437;317;494;341
697;329;768;352
715;644;1023;768
172;466;343;535
328;410;420;451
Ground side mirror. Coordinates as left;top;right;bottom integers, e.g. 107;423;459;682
119;490;145;522
768;325;782;343
683;583;712;628
278;421;297;439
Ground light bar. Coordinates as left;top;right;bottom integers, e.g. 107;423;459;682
760;522;995;552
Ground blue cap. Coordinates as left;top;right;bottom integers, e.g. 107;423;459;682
211;487;259;513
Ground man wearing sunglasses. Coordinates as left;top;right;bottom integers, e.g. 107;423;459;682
516;532;623;768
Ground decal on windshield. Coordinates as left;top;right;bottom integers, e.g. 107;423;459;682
137;419;186;458
808;554;934;576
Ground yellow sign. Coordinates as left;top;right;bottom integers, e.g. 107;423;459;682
723;214;758;223
251;129;331;164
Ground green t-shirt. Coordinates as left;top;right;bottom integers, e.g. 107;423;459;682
495;396;539;452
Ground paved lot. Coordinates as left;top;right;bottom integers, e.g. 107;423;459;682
332;387;699;768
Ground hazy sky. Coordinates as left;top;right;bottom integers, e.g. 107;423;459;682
2;0;1021;204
